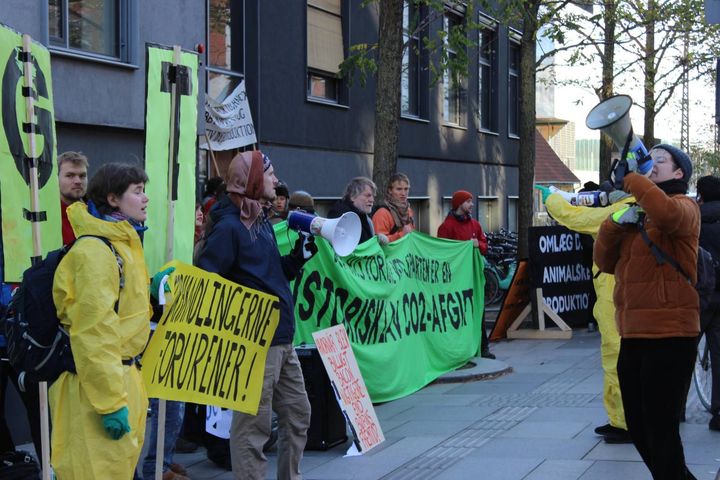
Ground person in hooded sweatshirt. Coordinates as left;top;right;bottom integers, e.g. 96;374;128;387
51;163;152;480
595;144;700;480
195;151;313;480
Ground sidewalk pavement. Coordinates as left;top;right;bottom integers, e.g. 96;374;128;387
172;329;720;479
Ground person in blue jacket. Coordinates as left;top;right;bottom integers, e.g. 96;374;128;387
195;150;315;480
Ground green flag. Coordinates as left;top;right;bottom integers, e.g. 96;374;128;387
0;24;61;282
144;44;199;273
275;224;485;403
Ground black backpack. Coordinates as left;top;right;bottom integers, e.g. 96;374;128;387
0;450;40;479
3;236;122;391
639;223;716;311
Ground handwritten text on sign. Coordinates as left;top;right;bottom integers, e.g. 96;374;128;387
141;260;279;414
312;325;384;453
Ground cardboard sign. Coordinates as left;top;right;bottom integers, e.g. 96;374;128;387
528;226;596;327
489;259;531;341
312;325;384;453
141;261;279;414
205;405;232;439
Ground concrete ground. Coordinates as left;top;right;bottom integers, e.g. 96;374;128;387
168;329;720;479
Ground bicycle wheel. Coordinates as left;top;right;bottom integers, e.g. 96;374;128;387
694;334;713;412
483;267;499;306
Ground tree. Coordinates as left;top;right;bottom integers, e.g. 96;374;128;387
341;1;481;201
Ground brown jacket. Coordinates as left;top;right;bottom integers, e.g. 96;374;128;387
594;173;700;339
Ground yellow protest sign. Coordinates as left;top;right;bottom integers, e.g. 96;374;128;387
141;261;279;414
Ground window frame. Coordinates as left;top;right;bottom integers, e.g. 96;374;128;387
48;0;136;64
507;30;521;138
306;0;348;106
401;0;422;118
477;14;497;133
205;0;245;107
442;10;466;127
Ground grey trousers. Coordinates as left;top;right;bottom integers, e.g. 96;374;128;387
230;344;311;480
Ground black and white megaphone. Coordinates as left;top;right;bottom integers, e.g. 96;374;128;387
585;94;652;188
287;211;361;257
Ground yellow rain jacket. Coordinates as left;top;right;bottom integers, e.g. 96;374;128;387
545;193;634;430
50;202;151;480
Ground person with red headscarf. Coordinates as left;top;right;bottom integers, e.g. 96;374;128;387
195;151;314;480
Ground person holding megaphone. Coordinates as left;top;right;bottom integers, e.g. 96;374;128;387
195;151;313;480
595;144;699;480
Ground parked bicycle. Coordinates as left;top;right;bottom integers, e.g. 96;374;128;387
694;333;712;412
484;230;518;306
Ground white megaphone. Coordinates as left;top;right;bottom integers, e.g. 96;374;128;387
287;211;361;257
585;94;652;187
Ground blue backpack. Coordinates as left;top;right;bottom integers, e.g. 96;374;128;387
3;235;122;391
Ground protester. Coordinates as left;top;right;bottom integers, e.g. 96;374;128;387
194;202;204;244
58;151;89;245
195;151;313;480
50;163;152;480
595;145;699;479
696;175;720;431
437;191;494;359
268;182;289;225
536;183;633;443
202;176;225;216
328;177;381;244
372;173;414;242
288;190;315;214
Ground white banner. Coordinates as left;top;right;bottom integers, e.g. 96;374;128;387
199;80;257;151
205;404;232;439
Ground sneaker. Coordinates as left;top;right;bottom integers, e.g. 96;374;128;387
709;415;720;431
603;428;632;444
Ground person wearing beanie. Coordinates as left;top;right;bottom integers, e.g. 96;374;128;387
268;182;289;225
437;190;494;359
696;175;720;431
595;145;700;478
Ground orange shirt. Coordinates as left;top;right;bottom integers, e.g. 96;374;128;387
372;206;415;242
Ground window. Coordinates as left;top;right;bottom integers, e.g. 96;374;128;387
507;196;518;232
49;0;128;60
401;1;421;117
307;0;344;103
508;33;521;137
478;15;497;131
443;11;465;126
477;196;499;232
206;0;243;103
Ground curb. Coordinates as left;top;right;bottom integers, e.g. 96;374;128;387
433;357;513;384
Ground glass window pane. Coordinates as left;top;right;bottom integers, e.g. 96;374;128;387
207;71;242;103
209;0;232;70
49;0;63;41
67;0;118;57
308;72;338;101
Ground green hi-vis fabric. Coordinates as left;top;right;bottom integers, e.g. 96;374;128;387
0;24;61;282
144;44;199;273
274;223;485;403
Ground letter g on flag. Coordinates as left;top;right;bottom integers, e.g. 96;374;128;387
2;45;54;188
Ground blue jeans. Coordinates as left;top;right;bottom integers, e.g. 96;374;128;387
142;399;185;478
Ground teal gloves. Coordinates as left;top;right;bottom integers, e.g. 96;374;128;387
102;406;130;440
534;184;552;204
611;205;642;225
150;267;175;300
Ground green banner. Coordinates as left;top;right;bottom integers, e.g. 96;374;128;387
0;24;61;282
274;224;485;403
144;44;199;273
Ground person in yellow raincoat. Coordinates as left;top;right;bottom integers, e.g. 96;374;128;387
51;163;152;479
536;184;633;443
